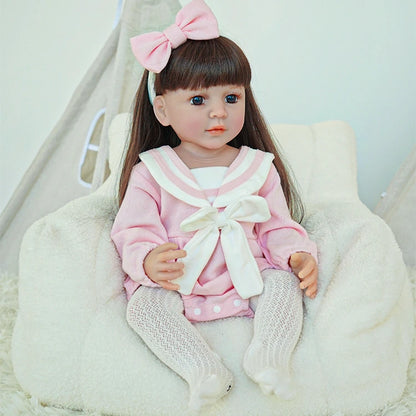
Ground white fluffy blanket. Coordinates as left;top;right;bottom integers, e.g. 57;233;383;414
10;191;414;415
2;269;416;415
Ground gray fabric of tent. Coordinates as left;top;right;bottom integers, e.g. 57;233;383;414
374;144;416;268
0;0;181;274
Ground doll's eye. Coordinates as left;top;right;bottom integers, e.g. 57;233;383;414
190;96;204;105
225;94;238;104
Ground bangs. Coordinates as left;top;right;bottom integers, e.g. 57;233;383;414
155;36;251;92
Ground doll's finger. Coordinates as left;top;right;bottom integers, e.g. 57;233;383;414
305;282;318;298
306;290;317;299
157;261;184;272
299;269;318;289
301;263;318;280
297;259;315;280
307;280;318;292
155;270;184;281
158;280;180;291
159;249;187;262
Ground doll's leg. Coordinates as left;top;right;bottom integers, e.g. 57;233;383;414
243;269;303;400
126;286;233;410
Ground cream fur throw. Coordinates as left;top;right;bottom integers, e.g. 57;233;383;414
11;117;414;415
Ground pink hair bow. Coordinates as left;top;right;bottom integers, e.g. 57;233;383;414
130;0;219;73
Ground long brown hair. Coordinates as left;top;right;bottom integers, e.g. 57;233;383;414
119;36;304;221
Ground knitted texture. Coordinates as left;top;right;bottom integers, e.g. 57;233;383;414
126;286;233;410
244;269;303;399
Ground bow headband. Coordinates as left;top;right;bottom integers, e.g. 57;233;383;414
130;0;220;74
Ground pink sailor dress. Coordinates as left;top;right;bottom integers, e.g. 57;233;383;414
111;145;317;322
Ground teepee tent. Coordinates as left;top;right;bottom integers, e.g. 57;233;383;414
0;0;181;274
374;144;416;269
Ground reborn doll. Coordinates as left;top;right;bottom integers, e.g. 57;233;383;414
111;0;318;410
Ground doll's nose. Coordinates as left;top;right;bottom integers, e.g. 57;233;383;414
209;101;227;119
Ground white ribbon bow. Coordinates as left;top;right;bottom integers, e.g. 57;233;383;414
173;195;271;299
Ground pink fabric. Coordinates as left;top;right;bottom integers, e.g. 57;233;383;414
111;146;317;322
130;0;220;73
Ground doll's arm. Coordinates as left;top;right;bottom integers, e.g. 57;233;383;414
111;166;177;287
257;166;318;274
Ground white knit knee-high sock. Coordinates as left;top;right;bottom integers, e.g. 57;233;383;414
126;286;233;410
243;269;303;400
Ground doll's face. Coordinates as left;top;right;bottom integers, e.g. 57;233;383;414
153;84;245;153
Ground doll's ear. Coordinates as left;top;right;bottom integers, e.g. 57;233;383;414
153;96;170;127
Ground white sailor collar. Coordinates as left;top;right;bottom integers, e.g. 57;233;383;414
139;145;275;208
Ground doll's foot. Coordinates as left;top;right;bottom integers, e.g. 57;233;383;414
252;367;296;400
243;342;296;400
188;373;233;410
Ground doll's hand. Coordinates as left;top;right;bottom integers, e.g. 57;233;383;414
144;243;186;291
289;252;318;299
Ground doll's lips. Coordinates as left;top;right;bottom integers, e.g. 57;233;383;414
206;126;226;135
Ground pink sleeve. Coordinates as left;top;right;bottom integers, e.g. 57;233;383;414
257;166;318;271
111;165;167;287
